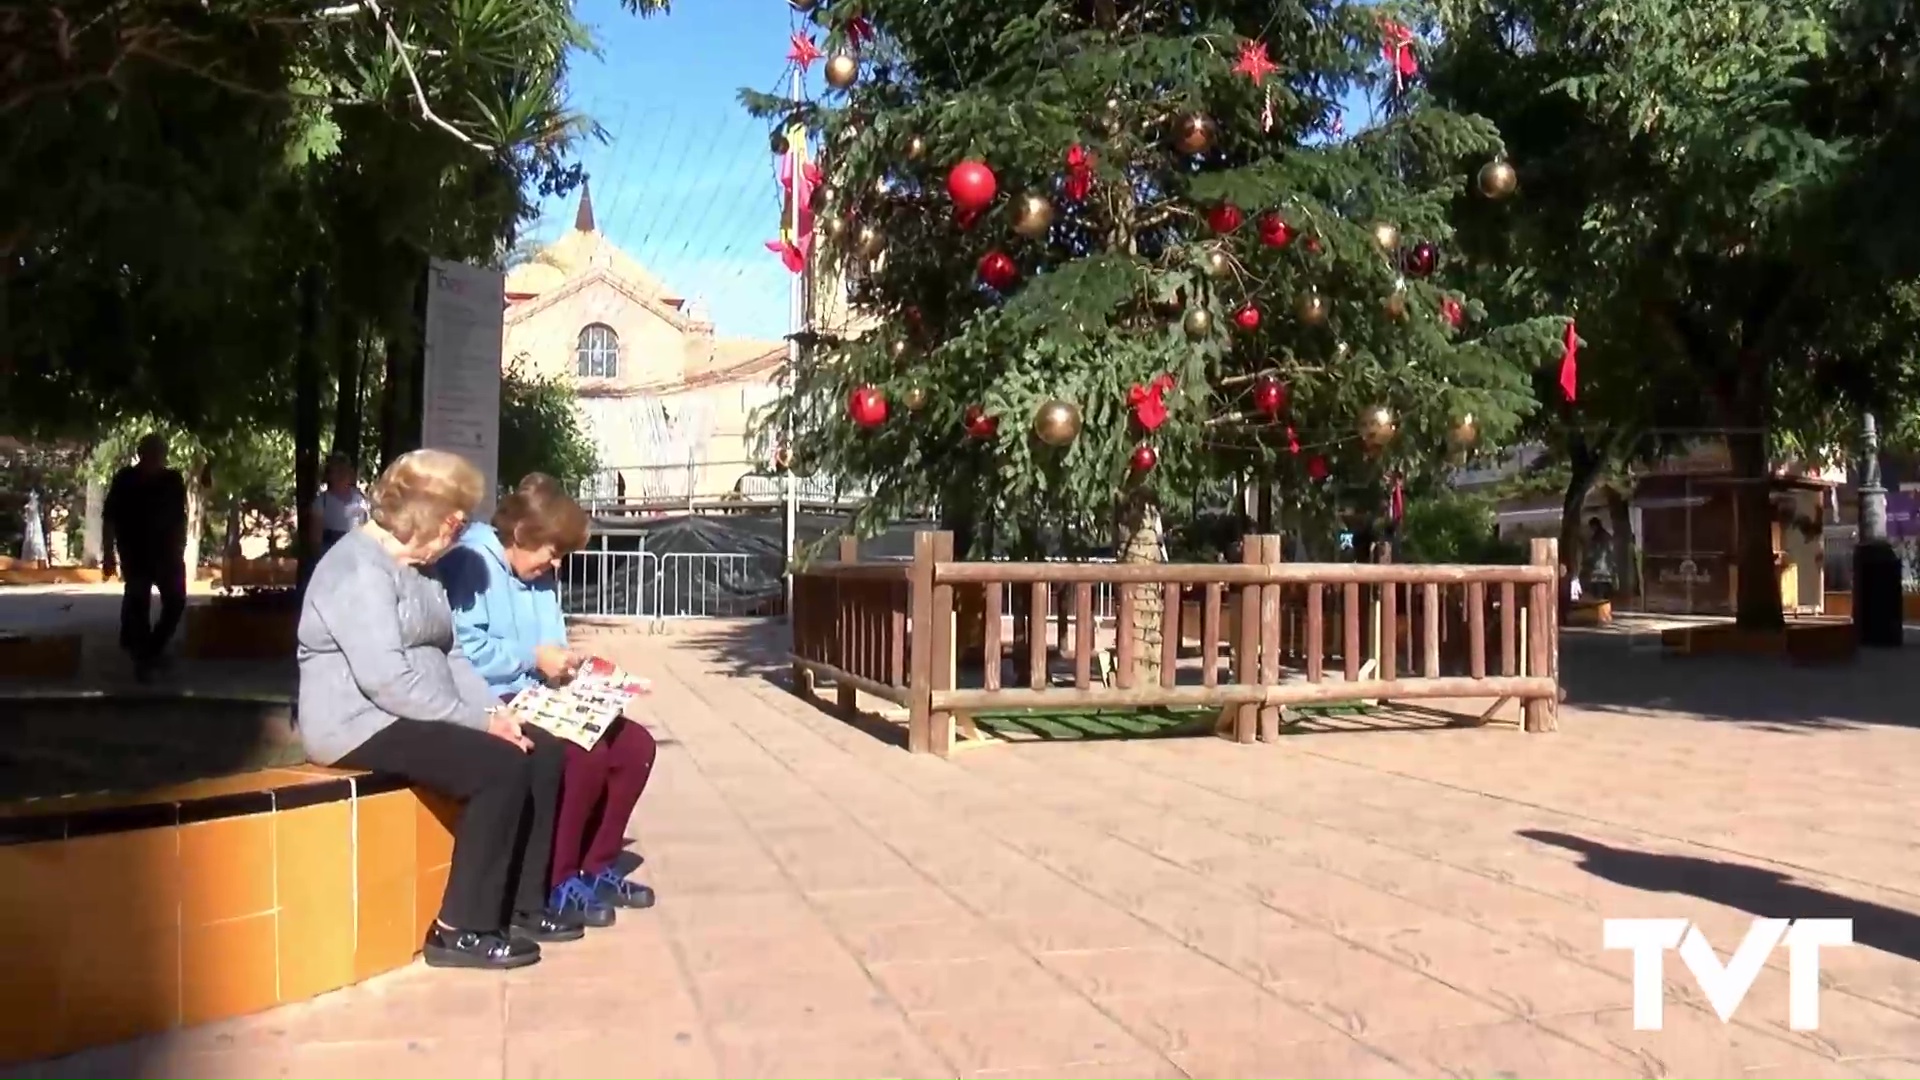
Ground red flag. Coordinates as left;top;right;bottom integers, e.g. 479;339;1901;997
1558;319;1579;402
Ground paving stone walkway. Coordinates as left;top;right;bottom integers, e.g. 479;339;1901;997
17;622;1920;1078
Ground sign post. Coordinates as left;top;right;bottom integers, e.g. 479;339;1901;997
422;259;504;518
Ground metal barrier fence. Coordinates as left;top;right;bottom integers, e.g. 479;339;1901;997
557;548;783;620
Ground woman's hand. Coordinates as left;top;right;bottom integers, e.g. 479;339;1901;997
534;644;580;682
487;708;533;752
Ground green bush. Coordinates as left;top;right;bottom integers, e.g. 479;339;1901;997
1397;493;1527;565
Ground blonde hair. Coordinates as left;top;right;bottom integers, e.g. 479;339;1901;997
369;450;485;542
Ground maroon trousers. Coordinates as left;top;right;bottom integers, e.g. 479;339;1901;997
549;716;657;888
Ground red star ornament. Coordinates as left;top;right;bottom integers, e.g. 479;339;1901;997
1235;40;1278;83
787;32;823;71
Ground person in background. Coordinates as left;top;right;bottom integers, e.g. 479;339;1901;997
310;453;370;555
1585;516;1615;601
439;473;658;929
296;450;586;971
102;433;189;681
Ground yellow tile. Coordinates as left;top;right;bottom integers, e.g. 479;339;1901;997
274;802;351;914
278;901;354;1003
181;913;278;1027
0;839;68;934
355;873;419;982
179;815;275;925
415;790;458;871
60;913;178;1050
63;827;180;930
0;905;68;1066
356;791;417;888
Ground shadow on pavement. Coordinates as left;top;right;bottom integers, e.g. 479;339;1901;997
1519;829;1920;964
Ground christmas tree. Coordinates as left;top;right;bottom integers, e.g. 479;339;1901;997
747;0;1565;674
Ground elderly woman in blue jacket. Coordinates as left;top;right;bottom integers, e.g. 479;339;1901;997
437;474;658;928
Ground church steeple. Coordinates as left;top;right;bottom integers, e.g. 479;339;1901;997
574;179;596;233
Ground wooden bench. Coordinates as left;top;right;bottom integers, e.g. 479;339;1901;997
0;765;455;1065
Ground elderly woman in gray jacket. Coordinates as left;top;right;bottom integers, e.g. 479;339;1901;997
297;450;583;971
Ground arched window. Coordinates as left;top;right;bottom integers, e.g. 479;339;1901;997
576;323;620;378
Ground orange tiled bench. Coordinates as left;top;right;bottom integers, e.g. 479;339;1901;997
0;633;82;680
0;766;458;1066
1659;620;1857;665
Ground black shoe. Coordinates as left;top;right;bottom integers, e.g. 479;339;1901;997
422;925;541;970
512;907;587;943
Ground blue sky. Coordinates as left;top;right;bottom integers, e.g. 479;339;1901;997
526;1;1387;344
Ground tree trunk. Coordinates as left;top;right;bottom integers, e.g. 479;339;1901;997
294;269;324;590
1726;426;1784;629
182;468;206;588
81;474;104;566
1118;491;1165;686
378;266;427;472
332;322;364;462
1558;439;1602;615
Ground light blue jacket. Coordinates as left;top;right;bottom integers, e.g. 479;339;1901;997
436;522;567;698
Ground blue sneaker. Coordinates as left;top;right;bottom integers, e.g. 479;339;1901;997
590;866;657;909
549;875;616;928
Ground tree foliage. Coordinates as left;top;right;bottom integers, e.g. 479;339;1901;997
498;369;600;491
748;0;1565;556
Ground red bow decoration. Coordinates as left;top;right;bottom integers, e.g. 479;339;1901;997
1064;145;1093;202
764;236;810;273
1559;319;1580;402
787;32;823;71
1389;475;1406;523
1378;18;1417;82
846;16;875;47
1128;374;1176;431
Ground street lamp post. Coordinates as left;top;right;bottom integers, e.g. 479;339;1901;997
1853;412;1902;647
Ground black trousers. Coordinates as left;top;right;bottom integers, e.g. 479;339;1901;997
120;560;186;661
339;719;566;932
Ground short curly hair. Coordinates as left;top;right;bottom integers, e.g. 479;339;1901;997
368;450;484;543
492;472;589;554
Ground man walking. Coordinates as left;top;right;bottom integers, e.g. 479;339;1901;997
103;433;189;680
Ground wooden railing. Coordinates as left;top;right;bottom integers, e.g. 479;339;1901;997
789;531;1560;756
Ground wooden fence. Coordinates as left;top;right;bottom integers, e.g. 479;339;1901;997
789;531;1561;757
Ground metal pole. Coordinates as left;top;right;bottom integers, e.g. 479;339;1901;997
782;64;803;620
1855;411;1902;646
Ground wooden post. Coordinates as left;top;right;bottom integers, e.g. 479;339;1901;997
931;531;957;755
907;531;936;754
1230;539;1261;743
1257;534;1283;742
1027;581;1047;691
1524;538;1560;733
835;536;860;713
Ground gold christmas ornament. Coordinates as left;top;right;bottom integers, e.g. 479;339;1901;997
823;216;848;239
1182;307;1215;340
853;222;886;260
1384;289;1408;321
1202;249;1233;280
825;53;859;90
1358;405;1397;449
1371;221;1400;251
901;385;928;411
1449;412;1479;448
1032;399;1083;447
810;181;838;214
1012;192;1055;239
904;134;927;161
1296;292;1328;326
1477;159;1518;199
1171;112;1217;155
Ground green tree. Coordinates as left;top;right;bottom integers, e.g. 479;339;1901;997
498;369;600;491
750;0;1564;678
1429;0;1920;628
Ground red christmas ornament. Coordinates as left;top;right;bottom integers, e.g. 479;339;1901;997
1406;241;1439;278
977;250;1019;290
1064;145;1094;202
946;160;998;213
1256;213;1293;248
1128;374;1175;431
1252;375;1287;416
963;405;999;439
1306;236;1323;254
1440;296;1465;329
1130;444;1159;474
848;385;888;428
1307;455;1329;481
1232;304;1262;331
1206;203;1244;234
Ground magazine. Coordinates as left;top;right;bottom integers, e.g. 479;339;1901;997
508;657;651;750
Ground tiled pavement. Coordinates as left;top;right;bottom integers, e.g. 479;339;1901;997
21;622;1920;1078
